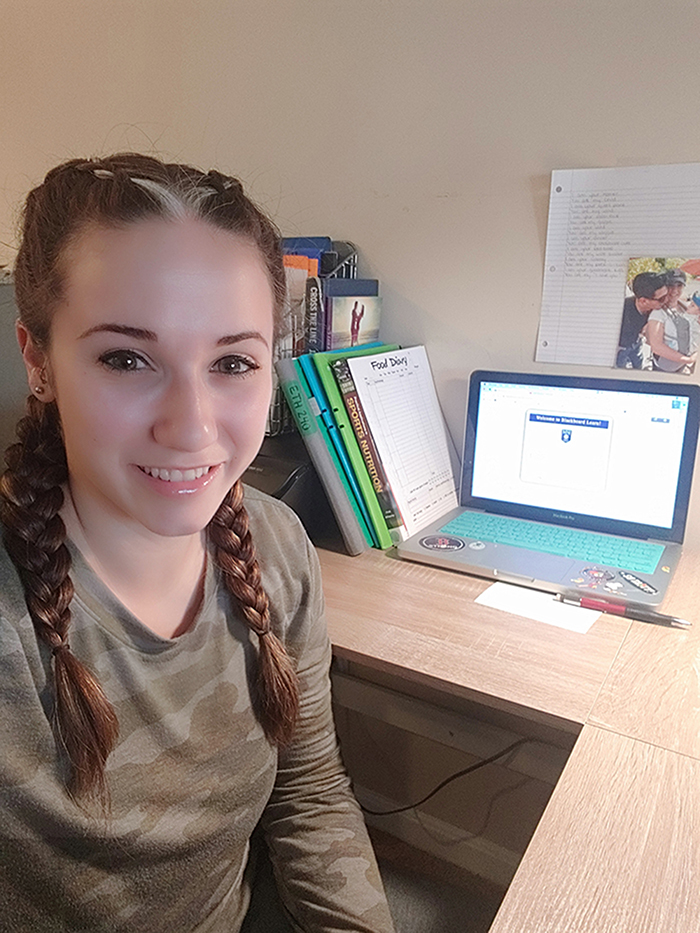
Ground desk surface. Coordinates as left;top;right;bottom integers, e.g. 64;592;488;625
319;547;630;729
318;546;700;933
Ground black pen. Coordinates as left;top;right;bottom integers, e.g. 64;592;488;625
555;594;691;629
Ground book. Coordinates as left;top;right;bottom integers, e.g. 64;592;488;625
322;278;379;298
281;236;332;269
331;357;405;534
321;279;380;351
311;344;401;549
282;254;315;355
326;295;382;351
275;357;371;555
346;347;458;537
304;276;324;353
279;243;367;353
282;241;333;353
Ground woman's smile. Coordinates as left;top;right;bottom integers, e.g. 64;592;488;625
138;464;216;482
135;462;222;496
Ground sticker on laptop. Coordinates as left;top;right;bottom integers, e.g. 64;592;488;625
619;571;658;595
581;567;615;582
419;535;465;551
571;567;615;590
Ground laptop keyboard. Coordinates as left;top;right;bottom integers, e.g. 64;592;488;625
439;511;664;575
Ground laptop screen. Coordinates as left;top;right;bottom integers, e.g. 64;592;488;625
462;372;700;542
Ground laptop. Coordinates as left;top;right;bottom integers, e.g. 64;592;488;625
397;370;700;607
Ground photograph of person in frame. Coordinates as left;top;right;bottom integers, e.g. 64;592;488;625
616;257;700;374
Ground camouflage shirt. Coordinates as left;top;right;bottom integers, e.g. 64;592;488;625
0;487;394;932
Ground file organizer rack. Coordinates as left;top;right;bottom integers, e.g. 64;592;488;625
267;241;358;435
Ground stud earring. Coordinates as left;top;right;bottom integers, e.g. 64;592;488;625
33;365;49;397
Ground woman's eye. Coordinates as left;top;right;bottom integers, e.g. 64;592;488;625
212;355;259;376
98;350;149;372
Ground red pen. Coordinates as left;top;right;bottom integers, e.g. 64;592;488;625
555;594;691;629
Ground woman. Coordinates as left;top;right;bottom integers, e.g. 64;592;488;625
646;269;699;374
0;154;394;932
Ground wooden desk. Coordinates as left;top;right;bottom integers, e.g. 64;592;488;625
318;546;700;932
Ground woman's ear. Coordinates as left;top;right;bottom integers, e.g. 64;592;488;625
16;321;55;402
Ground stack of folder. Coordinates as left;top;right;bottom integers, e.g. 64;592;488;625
276;344;458;556
276;345;395;554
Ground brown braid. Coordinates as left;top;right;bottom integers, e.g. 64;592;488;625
0;397;119;802
208;482;300;745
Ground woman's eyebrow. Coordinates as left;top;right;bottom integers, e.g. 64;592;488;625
77;324;269;349
78;323;158;341
217;331;269;349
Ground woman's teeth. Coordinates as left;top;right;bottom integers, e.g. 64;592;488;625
142;466;211;482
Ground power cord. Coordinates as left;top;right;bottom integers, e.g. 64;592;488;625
359;737;533;816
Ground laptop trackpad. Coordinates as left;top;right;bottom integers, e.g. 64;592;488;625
446;538;579;583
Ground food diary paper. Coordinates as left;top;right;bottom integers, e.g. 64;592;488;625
536;162;700;366
347;346;458;538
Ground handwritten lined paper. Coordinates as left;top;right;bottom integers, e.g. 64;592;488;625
347;347;458;537
536;163;700;366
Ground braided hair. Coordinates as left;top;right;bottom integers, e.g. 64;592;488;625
1;154;298;803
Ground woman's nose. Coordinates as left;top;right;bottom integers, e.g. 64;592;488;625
151;375;217;452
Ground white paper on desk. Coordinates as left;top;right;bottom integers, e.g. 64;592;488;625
475;583;600;634
536;162;700;366
347;347;458;538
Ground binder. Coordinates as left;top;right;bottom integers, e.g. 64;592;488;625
330;356;405;534
275;357;371;555
310;345;401;549
297;351;384;547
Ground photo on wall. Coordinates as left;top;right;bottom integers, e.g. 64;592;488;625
615;257;700;375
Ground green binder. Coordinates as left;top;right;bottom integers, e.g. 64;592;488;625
312;344;400;549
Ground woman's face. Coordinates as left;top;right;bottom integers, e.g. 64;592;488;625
665;283;684;307
21;216;275;542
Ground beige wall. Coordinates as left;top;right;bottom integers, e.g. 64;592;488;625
3;0;700;533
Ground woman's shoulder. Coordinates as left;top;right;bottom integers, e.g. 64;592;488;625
241;485;323;643
647;307;667;323
243;484;311;554
242;484;316;577
243;482;304;523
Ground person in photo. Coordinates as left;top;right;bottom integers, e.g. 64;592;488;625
616;271;668;369
646;269;699;373
350;300;365;346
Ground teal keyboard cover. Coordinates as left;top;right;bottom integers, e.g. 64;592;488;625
439;511;664;575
